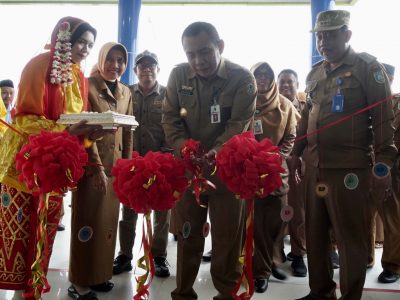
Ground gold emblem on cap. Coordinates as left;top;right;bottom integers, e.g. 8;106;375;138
180;107;188;117
315;183;329;198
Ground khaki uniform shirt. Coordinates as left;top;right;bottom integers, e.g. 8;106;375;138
86;73;133;176
293;47;397;168
130;82;168;155
162;58;257;153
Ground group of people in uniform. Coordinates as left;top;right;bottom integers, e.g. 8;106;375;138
0;8;399;300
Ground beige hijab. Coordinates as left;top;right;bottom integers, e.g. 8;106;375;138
250;62;298;145
90;42;128;79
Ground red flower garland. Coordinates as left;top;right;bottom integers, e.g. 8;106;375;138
15;130;88;195
112;151;188;214
216;131;284;200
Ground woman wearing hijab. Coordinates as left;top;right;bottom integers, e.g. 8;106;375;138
250;62;300;293
0;17;97;297
68;42;132;300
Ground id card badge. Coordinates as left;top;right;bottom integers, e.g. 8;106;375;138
332;94;344;112
253;119;263;135
210;104;221;123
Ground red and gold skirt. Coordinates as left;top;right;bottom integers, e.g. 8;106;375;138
0;184;61;291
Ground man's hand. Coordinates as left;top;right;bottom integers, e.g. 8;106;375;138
67;120;101;137
204;149;217;166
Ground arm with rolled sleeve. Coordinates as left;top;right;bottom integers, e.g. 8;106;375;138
213;75;256;151
367;63;397;167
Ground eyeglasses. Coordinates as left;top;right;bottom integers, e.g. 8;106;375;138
137;63;157;70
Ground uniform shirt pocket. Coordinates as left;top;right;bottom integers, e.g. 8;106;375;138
178;94;196;109
337;76;363;112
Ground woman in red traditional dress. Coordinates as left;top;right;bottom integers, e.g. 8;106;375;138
0;17;98;299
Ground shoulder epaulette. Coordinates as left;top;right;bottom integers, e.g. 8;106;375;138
312;59;324;68
358;52;377;64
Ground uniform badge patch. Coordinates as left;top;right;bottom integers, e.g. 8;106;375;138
372;162;390;179
247;83;255;95
373;69;385;84
315;183;329;198
344;173;359;190
280;205;294;222
202;222;210;238
78;226;93;242
182;221;191;239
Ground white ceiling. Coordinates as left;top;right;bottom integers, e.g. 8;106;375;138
0;0;359;5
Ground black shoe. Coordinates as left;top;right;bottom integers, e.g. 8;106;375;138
202;249;212;262
113;254;132;275
378;269;400;283
286;252;294;261
291;255;307;277
68;285;98;300
173;234;178;241
331;250;340;269
295;294;315;300
89;281;114;292
154;256;170;278
272;266;287;280
57;224;65;231
254;278;268;293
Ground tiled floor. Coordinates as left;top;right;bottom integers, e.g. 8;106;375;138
1;193;399;300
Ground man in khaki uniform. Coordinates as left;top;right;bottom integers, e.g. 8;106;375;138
277;69;308;277
162;22;256;300
370;63;400;283
113;50;172;278
291;10;397;300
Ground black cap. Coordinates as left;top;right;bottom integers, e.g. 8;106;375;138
134;50;158;66
0;79;14;88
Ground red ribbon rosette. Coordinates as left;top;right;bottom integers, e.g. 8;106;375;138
181;139;216;207
112;151;188;300
112;151;188;214
14;130;88;300
216;131;284;300
16;130;88;195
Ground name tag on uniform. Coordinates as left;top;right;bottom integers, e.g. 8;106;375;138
253;119;263;135
211;104;221;123
331;94;344;112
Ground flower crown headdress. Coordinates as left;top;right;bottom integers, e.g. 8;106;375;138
49;22;73;87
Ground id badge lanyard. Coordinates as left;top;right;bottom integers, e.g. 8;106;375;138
332;77;344;113
210;87;221;124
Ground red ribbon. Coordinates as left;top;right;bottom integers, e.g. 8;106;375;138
133;213;155;300
0;118;24;136
233;198;254;300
